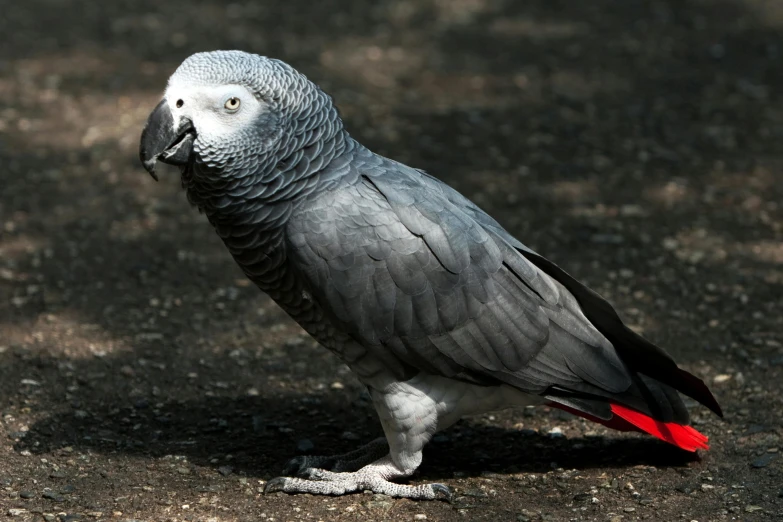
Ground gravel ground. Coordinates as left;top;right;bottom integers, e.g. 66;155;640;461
1;1;782;520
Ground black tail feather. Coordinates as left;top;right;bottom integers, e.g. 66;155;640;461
520;250;723;418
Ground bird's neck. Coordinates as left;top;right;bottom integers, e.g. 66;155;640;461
184;117;354;230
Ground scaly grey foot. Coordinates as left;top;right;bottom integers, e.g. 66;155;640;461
282;437;388;476
265;455;453;501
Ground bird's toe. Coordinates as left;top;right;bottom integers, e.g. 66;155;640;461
263;477;289;495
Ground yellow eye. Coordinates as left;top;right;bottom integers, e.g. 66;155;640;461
224;97;241;111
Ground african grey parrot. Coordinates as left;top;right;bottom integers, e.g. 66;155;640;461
139;51;722;500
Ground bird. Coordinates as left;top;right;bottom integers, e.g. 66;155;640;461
139;50;722;501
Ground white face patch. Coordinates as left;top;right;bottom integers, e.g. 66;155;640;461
163;82;265;141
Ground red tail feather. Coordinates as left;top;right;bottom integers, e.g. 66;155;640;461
609;403;709;452
549;402;709;452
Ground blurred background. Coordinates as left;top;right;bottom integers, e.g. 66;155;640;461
0;1;781;520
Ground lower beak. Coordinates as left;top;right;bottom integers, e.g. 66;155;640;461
139;100;196;181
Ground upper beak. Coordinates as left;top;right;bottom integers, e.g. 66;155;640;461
139;99;196;181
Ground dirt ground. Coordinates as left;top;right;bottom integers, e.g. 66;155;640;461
1;1;782;521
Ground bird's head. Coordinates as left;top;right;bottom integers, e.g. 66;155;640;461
140;51;337;181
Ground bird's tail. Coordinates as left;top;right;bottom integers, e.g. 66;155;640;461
549;401;709;452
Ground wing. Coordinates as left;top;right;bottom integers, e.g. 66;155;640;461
287;153;656;406
411;168;722;418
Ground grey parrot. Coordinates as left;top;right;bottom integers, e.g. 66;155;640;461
139;51;722;501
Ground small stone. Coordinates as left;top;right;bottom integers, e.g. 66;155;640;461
176;466;190;475
744;505;763;513
8;509;28;517
330;381;344;390
414;515;427;521
218;466;233;476
50;471;67;479
297;439;314;452
623;507;636;513
675;484;693;494
60;485;76;494
712;374;731;384
751;454;775;468
548;427;564;438
42;490;66;502
19;491;34;499
60;515;83;522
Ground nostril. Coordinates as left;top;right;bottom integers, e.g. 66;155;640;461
176;99;184;108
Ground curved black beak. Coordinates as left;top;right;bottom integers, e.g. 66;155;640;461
139;99;196;181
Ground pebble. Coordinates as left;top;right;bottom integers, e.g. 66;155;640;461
19;491;34;499
42;490;66;502
176;466;190;475
751;454;775;468
744;505;763;513
712;374;731;384
414;515;427;521
59;515;83;522
297;439;315;453
7;509;28;517
218;466;233;476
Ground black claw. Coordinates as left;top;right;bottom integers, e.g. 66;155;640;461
263;477;288;495
431;483;454;503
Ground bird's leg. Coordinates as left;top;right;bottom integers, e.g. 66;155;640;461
265;374;455;500
265;454;452;500
282;437;389;475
